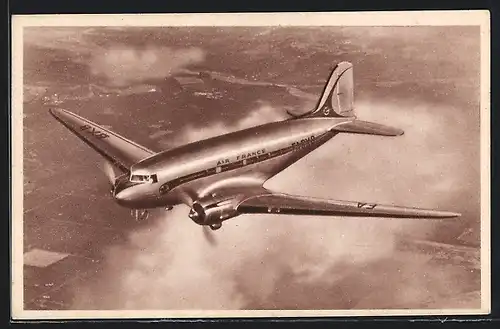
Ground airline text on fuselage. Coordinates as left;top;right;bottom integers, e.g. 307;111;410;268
215;135;316;166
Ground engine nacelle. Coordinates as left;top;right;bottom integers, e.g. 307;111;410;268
188;195;239;226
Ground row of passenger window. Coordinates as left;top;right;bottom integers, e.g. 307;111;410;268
159;147;294;194
158;134;326;194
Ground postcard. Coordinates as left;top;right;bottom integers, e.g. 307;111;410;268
11;11;490;319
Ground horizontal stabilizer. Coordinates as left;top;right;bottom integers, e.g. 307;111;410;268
334;120;404;137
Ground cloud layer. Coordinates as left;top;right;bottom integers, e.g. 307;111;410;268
89;46;205;86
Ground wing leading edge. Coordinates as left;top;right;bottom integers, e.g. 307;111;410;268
237;191;460;219
49;108;156;172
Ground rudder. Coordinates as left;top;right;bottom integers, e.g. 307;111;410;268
309;62;355;118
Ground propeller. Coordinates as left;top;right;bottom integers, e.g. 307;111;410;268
102;160;118;186
202;226;218;246
101;160;121;196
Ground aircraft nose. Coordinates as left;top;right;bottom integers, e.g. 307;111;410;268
114;185;137;206
113;175;135;203
114;189;128;201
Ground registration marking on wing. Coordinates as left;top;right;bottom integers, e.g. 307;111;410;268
79;124;110;139
357;202;377;209
49;108;155;170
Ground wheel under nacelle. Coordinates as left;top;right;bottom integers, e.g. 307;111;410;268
131;209;149;222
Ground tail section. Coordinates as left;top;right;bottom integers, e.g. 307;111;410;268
289;62;355;119
315;61;354;118
288;61;405;137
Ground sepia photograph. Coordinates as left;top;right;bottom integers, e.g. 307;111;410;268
11;11;490;319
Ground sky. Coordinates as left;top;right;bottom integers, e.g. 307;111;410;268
23;26;482;310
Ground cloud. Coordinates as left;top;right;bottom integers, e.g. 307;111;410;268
71;99;478;310
89;46;205;86
295;100;471;207
170;103;287;146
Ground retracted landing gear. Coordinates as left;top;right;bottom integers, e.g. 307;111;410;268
131;209;149;222
209;223;222;231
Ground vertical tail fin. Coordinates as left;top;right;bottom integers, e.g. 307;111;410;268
313;61;354;118
287;61;404;136
289;62;355;119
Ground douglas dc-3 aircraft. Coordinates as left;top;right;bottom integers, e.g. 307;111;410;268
50;61;460;232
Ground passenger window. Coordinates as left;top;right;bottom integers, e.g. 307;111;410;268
159;183;170;194
216;167;222;173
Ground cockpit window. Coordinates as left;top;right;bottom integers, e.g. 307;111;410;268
130;174;158;183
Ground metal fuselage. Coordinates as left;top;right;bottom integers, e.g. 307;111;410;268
113;117;352;209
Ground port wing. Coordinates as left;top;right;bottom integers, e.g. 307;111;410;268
49;108;156;172
237;190;460;219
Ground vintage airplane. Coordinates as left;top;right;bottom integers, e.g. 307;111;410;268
49;61;460;232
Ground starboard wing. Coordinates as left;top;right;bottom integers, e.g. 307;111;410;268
236;190;460;219
49;108;156;172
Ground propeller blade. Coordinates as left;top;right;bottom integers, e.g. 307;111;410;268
102;160;117;186
203;226;217;246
